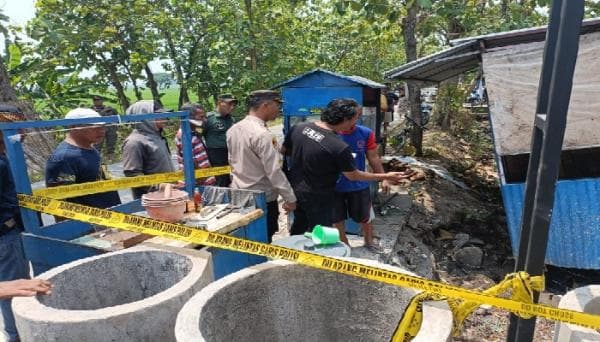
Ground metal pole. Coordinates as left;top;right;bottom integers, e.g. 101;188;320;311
179;110;196;196
3;128;42;234
507;0;563;339
507;0;585;341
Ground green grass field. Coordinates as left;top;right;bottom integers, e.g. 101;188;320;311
122;87;187;110
110;87;282;126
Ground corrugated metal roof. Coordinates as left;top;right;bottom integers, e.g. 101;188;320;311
384;17;600;83
346;75;386;88
383;41;480;82
451;17;600;49
272;68;385;89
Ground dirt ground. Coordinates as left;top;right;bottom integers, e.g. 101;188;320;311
383;119;556;341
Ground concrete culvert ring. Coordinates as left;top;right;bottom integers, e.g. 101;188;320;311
13;247;213;342
554;285;600;341
175;259;452;342
40;250;192;310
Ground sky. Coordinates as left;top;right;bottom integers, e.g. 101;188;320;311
0;0;35;54
0;0;166;75
1;0;35;27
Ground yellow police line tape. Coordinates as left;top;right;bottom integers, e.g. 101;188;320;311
392;272;544;340
17;194;600;339
32;166;231;199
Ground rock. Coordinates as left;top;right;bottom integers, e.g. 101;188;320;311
468;238;485;245
453;233;470;250
454;246;483;268
407;214;419;229
409;170;427;181
393;231;436;279
475;304;492;316
437;229;454;241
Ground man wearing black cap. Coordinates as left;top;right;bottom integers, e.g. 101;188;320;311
91;95;118;159
227;90;296;242
204;94;238;187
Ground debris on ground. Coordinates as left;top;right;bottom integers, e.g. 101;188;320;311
378;119;555;341
272;118;572;340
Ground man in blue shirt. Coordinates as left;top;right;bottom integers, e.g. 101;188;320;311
333;123;390;252
45;108;121;209
0;104;33;342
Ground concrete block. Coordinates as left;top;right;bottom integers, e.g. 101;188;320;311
554;285;600;342
13;246;213;342
175;258;452;342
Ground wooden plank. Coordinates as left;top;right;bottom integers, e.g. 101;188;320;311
144;236;197;249
144;209;264;249
101;231;153;248
211;209;264;234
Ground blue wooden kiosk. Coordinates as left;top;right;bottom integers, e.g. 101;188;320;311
0;111;267;278
273;68;385;141
273;69;385;234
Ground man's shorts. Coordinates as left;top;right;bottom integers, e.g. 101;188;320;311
332;188;371;223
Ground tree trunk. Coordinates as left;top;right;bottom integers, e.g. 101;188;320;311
0;57;54;173
163;30;189;108
437;76;460;131
402;1;423;156
144;64;162;105
244;0;259;73
114;26;144;102
0;56;18;102
98;56;130;112
123;63;142;101
196;49;218;106
501;0;510;20
109;70;130;112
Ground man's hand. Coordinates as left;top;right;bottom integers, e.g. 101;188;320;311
384;170;414;184
0;279;53;299
380;179;391;194
282;201;296;213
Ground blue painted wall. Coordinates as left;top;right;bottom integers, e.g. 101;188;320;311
282;87;363;116
502;178;600;269
282;72;361;88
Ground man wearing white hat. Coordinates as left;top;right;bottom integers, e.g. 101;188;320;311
45;108;121;209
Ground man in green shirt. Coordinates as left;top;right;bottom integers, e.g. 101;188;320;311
204;93;237;186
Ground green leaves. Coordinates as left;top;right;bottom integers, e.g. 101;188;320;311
416;0;432;9
1;0;566;118
7;44;22;71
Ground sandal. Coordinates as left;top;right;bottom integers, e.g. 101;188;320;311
365;242;384;254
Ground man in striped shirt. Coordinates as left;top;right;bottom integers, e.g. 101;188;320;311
175;103;216;185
